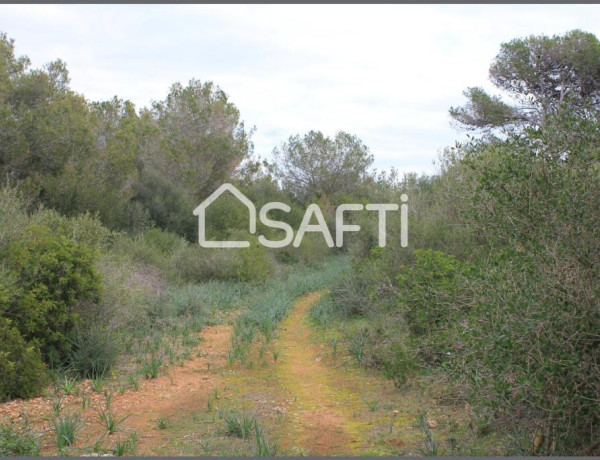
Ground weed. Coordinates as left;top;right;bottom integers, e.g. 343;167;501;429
330;338;338;359
219;409;255;440
142;352;163;379
91;375;106;393
348;328;369;365
96;397;129;435
418;411;440;456
113;432;138;456
254;421;278;456
81;394;91;410
52;395;65;417
366;399;379;412
127;373;139;391
0;420;40;456
157;416;168;430
61;376;78;395
53;413;81;450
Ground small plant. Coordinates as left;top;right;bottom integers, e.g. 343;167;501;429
157;416;168;430
113;438;130;456
418;411;440;456
113;432;137;456
96;396;129;435
366;399;379;412
0;420;40;456
52;395;65;416
272;349;280;362
81;394;91;410
330;338;338;359
61;376;78;395
142;353;163;379
127;373;139;391
348;328;369;365
254;421;278;456
53;413;81;450
219;409;255;440
91;375;106;393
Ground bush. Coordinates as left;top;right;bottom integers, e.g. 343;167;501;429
168;243;240;283
36;210;113;251
4;224;101;361
0;318;48;402
233;234;275;283
396;249;468;336
67;325;119;379
0;186;31;253
0;420;41;456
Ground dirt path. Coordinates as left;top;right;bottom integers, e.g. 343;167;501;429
1;291;446;456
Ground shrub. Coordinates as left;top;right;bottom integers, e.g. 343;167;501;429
4;224;101;360
233;235;275;283
36;210;113;251
67;325;119;379
330;270;372;318
395;249;468;336
0;420;41;456
168;243;240;283
0;186;31;253
0;318;49;402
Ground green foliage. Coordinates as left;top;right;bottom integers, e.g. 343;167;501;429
0;318;48;402
273;130;374;202
53;413;80;450
451;30;600;131
67;324;119;379
396;249;467;336
0;420;41;456
3;224;100;360
219;409;255;439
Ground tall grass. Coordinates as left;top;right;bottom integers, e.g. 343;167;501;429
231;257;348;362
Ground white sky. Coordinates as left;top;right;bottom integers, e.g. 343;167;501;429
2;5;599;175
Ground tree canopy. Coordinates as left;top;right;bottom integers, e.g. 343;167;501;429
272;130;373;202
450;30;600;131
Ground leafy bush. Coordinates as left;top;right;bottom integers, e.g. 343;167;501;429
37;210;113;251
396;249;468;336
4;224;101;360
0;420;41;456
0;187;31;253
0;318;48;402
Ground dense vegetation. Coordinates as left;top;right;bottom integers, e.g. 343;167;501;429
1;28;599;455
322;30;600;454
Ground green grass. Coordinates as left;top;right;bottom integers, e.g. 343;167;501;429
230;257;348;363
53;413;81;450
219;409;256;440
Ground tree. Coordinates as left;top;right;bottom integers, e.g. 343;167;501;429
149;79;252;199
272;130;374;202
450;30;600;131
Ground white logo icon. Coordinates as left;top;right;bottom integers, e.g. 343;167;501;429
193;183;408;249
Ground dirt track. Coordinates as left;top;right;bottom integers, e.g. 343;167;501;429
1;291;432;455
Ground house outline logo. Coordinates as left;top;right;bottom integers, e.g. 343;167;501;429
193;183;256;248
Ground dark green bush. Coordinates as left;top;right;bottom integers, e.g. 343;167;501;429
4;224;101;361
0;318;49;402
396;249;468;336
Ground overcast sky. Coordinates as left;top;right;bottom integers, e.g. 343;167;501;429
2;5;599;175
